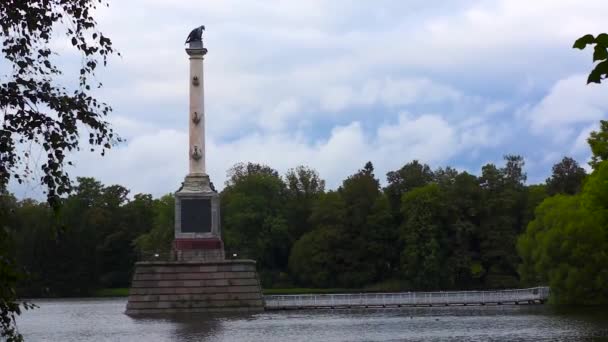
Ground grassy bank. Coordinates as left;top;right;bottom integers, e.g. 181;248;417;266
94;279;407;297
93;288;130;297
262;288;355;295
93;287;357;297
263;279;408;295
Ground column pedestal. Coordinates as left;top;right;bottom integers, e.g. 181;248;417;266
173;173;224;262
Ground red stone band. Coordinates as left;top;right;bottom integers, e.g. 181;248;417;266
174;238;223;250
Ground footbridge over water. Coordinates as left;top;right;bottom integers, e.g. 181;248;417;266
264;287;550;310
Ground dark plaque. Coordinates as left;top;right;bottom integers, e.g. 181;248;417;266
181;198;212;233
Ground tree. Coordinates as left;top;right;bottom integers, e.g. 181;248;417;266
573;33;608;84
12;199;55;297
363;193;397;280
288;191;346;288
399;184;448;290
221;163;290;284
502;155;527;186
334;162;395;286
51;178;105;295
289;162;397;288
545;157;586;196
385;160;434;218
96;185;131;288
588;120;608;170
1;2;118;335
518;123;608;303
517;177;608;304
523;184;548;225
283;166;325;242
477;156;527;288
341;162;380;229
133;195;175;257
0;188;35;342
0;0;120;207
0;226;34;342
441;171;484;289
225;162;279;187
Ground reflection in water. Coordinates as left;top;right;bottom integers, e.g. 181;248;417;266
16;298;608;342
170;314;220;340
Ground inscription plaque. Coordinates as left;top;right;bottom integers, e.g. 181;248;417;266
181;198;212;233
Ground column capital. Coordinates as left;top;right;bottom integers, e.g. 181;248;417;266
186;47;208;57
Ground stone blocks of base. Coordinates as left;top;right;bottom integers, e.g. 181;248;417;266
126;259;264;315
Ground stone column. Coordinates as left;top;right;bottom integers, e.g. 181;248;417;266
186;44;208;175
173;39;223;262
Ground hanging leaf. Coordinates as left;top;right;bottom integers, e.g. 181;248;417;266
573;34;595;49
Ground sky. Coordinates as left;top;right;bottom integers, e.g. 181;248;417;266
10;0;608;199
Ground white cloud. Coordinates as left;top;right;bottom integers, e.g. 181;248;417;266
9;0;608;199
257;98;301;131
525;74;608;135
570;123;597;158
91;0;608;138
56;110;503;196
74;128;187;195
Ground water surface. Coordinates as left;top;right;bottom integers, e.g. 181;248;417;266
16;298;608;341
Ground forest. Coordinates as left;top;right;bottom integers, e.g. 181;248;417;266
1;120;606;304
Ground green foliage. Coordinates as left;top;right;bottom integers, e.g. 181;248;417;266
4;155;563;300
287;190;343;288
477;156;528;288
284;165;325;242
92;288;130;297
0;0;120;207
518;162;608;304
574;33;608;84
333;162;394;286
1;1;119;336
400;184;447;289
588;120;608;170
285;156;541;292
289;163;396;288
133;194;175;257
6;150;605;307
396;170;483;290
7;178;166;297
0;190;29;342
221;163;290;276
523;184;548;225
288;219;342;288
385;160;434;219
441;172;484;288
225;162;279;187
0;228;35;342
546;157;586;196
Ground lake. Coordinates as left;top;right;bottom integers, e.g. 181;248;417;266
16;298;608;341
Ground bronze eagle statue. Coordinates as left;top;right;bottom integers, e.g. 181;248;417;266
185;25;205;44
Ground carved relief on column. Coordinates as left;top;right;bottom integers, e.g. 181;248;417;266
192;111;201;124
191;145;202;161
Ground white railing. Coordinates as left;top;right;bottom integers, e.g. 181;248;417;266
264;287;550;309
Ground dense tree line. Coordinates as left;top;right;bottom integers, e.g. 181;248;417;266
2;137;599;299
1;178;172;297
518;121;608;304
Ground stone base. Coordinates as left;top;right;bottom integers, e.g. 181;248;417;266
173;238;225;262
126;259;264;315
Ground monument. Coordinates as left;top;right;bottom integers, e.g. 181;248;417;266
125;26;264;315
173;24;223;262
